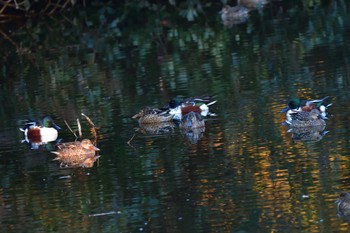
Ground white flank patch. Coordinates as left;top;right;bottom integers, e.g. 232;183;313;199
285;109;295;124
169;107;182;120
40;128;58;142
200;104;208;111
201;109;209;116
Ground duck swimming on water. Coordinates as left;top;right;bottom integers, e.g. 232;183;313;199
219;5;250;26
52;139;100;168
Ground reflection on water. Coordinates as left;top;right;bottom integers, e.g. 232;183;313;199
180;125;205;144
138;121;176;135
2;0;350;232
336;192;350;221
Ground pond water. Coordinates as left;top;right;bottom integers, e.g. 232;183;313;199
1;1;350;232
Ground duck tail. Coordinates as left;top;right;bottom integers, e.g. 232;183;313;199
207;100;217;106
321;96;330;101
207;112;217;116
325;103;333;108
192;95;217;102
307;96;330;104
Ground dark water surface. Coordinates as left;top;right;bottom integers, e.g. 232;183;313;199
1;1;350;232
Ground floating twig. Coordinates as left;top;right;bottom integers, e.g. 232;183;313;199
0;30;18;48
64;120;78;139
88;211;117;217
77;118;82;138
14;0;19;9
81;113;96;127
127;133;136;146
81;113;97;144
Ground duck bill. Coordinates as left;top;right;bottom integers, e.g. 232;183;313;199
53;122;61;130
90;145;100;151
132;113;141;119
280;106;290;113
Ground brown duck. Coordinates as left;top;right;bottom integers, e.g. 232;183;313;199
52;139;100;168
132;106;174;124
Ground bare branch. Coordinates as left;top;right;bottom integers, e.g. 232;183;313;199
64;119;77;139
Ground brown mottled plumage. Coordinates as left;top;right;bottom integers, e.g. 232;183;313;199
132;107;174;124
138;121;176;135
289;125;328;142
52;139;100;168
289;109;326;127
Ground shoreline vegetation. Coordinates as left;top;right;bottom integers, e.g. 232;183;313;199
0;0;84;21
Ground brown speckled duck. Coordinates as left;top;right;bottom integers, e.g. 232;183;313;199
287;109;326;127
132;106;174;124
138;121;176;135
52;139;100;168
289;125;328;142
